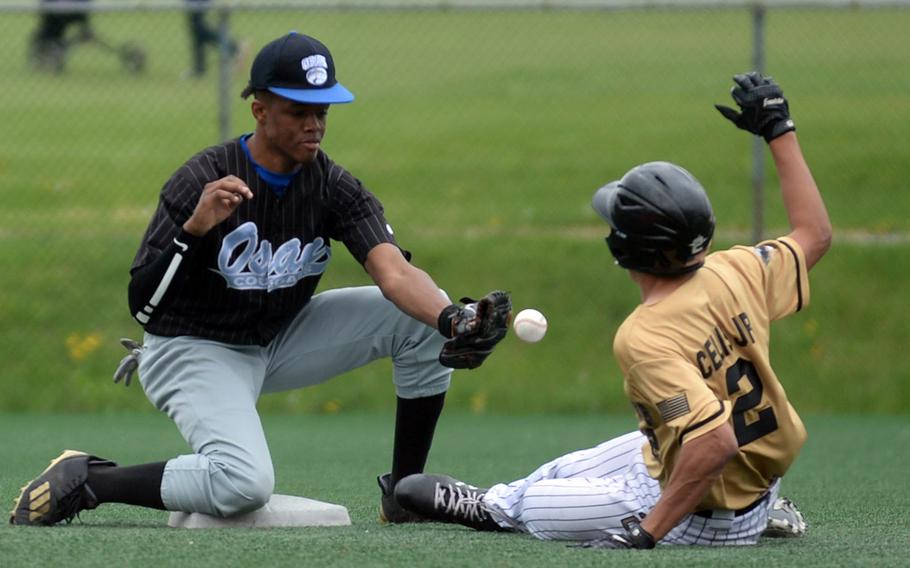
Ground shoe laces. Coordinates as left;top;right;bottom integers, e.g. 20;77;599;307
56;490;85;524
434;481;490;524
58;483;97;524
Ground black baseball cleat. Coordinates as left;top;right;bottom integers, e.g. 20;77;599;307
377;472;431;524
10;450;116;526
394;473;506;532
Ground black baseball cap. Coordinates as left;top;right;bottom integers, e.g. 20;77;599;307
247;32;354;104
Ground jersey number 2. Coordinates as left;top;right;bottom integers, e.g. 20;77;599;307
725;358;778;446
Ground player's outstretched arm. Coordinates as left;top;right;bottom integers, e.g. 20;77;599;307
364;243;452;328
769;132;832;271
639;421;739;541
365;243;511;369
716;72;832;270
574;421;739;550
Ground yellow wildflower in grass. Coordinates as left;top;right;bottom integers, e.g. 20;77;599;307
65;332;103;361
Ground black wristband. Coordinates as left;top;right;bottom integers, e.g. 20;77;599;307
627;523;656;549
437;304;459;339
763;118;796;143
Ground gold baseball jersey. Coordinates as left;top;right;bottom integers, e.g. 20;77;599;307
613;236;810;511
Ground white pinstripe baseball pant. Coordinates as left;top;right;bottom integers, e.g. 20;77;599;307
482;431;779;545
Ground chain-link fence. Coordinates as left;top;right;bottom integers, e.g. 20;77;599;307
1;1;908;413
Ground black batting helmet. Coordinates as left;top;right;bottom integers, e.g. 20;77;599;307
591;161;715;276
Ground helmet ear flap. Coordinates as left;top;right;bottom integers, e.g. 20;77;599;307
605;231;631;267
606;230;661;273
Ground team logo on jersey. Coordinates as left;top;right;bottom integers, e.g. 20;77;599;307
689;234;708;255
215;222;330;292
301;54;329;86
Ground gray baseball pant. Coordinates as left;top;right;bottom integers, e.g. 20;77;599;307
138;286;451;517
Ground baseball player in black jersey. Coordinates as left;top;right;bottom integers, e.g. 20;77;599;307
10;32;511;526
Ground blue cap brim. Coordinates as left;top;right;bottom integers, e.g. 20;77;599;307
268;83;354;104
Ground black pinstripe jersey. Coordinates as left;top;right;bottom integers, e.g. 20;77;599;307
131;137;398;345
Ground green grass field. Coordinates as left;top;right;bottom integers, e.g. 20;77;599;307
1;413;908;567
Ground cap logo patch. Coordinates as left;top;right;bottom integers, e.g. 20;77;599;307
301;54;328;86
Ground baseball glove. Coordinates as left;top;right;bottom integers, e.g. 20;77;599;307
437;291;512;369
714;71;795;143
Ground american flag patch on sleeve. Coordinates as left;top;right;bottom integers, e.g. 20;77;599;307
657;393;691;422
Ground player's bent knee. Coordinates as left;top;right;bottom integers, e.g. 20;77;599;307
215;483;273;517
211;466;275;517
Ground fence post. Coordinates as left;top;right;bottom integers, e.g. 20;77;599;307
217;4;232;143
751;3;766;244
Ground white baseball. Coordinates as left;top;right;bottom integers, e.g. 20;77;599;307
513;309;548;343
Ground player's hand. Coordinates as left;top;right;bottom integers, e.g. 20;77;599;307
715;71;795;143
183;175;253;236
570;521;656;550
113;338;144;387
437;291;512;369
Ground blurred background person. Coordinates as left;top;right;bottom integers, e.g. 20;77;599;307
184;0;247;78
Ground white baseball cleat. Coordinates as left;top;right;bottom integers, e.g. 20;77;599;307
763;497;807;538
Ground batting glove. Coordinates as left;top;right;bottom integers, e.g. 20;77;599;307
715;71;795;143
113;338;144;387
570;520;656;550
